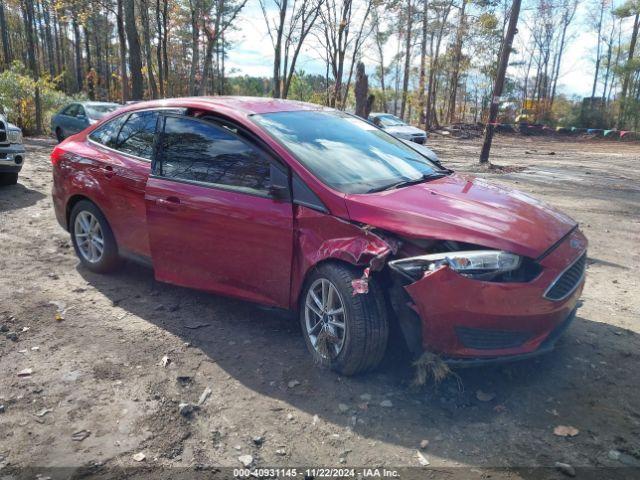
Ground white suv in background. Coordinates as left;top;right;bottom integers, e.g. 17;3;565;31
0;113;25;186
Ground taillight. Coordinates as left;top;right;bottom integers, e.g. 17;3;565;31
50;146;66;167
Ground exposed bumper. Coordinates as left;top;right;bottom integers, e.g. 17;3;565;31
0;144;25;173
402;229;587;361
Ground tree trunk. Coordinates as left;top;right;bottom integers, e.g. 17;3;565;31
140;0;158;98
188;0;201;95
400;0;413;120
447;0;467;124
354;62;369;118
21;0;42;133
417;0;428;126
156;0;164;97
479;0;522;164
116;0;129;102
0;0;11;66
591;1;605;98
72;15;83;92
273;0;288;98
124;0;144;100
618;11;639;128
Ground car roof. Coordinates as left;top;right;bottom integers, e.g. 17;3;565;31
115;96;328;116
81;102;121;107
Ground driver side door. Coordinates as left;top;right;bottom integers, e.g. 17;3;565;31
145;114;294;308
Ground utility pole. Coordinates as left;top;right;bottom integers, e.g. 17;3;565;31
479;0;522;164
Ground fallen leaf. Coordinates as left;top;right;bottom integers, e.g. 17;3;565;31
71;430;91;441
132;452;146;462
17;368;33;377
416;450;430;466
35;408;52;417
160;355;170;367
553;425;579;437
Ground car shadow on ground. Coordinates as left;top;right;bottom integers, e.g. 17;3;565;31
78;260;640;473
0;182;46;213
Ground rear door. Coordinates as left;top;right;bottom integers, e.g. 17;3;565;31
86;110;157;257
145;114;294;308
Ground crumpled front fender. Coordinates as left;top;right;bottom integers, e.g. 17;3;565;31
290;206;396;307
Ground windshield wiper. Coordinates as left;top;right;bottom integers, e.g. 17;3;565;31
367;172;447;193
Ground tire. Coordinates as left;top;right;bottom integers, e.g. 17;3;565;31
300;262;389;376
55;127;65;143
0;173;18;186
69;200;121;273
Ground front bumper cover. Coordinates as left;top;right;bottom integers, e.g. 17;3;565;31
400;228;587;362
442;307;577;367
0;144;26;173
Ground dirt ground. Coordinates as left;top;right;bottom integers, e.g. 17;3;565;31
1;134;639;479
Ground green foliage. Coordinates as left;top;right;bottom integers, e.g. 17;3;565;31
0;62;83;134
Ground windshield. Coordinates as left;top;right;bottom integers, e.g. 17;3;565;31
253;110;442;194
376;114;406;127
85;104;120;119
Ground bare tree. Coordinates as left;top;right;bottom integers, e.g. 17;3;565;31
260;0;323;98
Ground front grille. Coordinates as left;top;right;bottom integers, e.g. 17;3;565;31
544;253;586;301
455;327;531;350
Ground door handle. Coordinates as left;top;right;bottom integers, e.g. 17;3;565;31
156;197;181;210
102;165;114;178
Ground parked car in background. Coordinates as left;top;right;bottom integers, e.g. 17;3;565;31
369;112;427;144
51;97;586;375
51;102;120;142
0;112;25;186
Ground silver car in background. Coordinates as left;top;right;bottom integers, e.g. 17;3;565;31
369;112;427;144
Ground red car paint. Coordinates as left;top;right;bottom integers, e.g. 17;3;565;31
52;97;586;362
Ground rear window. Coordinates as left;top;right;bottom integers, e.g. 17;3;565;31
115;111;159;160
88;114;127;149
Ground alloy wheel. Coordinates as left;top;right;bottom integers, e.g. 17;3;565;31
74;211;104;263
304;278;347;358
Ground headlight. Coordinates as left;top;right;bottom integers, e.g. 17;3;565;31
389;250;522;282
7;129;23;144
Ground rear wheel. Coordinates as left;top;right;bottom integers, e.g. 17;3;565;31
300;263;389;376
70;200;120;273
55;127;65;143
0;173;18;186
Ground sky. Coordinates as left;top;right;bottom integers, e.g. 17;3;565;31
224;1;631;99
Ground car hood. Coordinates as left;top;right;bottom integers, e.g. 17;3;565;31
344;173;577;259
384;125;425;136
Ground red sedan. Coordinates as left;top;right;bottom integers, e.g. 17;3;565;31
51;97;587;375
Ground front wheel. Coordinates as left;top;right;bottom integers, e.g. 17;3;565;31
55;127;65;143
70;200;121;273
300;263;389;376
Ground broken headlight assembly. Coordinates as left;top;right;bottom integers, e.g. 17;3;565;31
389;250;542;283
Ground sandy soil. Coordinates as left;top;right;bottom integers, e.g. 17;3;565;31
0;135;639;479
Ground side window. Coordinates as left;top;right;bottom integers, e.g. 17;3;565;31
116;111;159;160
89;114;127;148
158;116;271;193
64;104;79;116
77;105;87;118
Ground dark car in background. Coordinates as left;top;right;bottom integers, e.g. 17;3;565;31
51;102;120;142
